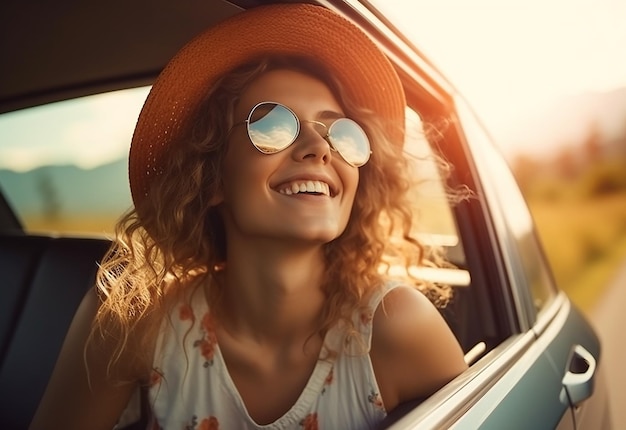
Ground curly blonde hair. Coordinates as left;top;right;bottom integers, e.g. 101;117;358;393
92;55;456;371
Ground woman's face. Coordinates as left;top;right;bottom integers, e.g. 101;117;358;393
218;68;359;246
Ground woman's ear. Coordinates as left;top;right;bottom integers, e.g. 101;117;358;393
208;182;224;207
209;192;224;207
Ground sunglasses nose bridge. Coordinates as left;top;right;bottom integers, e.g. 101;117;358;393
300;120;337;151
291;119;336;165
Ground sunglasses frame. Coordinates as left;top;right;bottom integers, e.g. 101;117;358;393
233;101;371;167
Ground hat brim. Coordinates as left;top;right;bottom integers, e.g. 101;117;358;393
129;3;405;207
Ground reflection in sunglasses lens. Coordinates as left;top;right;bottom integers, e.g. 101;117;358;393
249;103;298;153
329;119;369;167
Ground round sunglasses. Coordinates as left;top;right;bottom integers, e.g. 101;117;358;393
231;101;371;167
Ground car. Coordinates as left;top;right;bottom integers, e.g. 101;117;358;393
0;0;611;429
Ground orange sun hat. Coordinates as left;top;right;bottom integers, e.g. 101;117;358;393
129;3;406;208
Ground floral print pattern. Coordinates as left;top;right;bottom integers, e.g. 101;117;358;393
360;309;373;326
149;368;163;387
185;415;219;430
183;304;218;367
325;367;334;386
300;413;318;430
198;416;219;430
368;389;385;411
179;303;194;321
321;367;334;395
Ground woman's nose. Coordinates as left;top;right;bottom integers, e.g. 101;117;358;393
291;121;332;164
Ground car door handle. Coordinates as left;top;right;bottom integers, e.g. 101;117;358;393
561;344;596;406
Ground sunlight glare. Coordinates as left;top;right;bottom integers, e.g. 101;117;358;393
372;0;626;154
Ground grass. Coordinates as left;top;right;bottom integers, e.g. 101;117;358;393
565;235;626;314
528;191;626;313
25;214;118;238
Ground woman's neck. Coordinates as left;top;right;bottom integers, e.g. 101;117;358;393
216;240;327;347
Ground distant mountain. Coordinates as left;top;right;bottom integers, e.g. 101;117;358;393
497;87;626;158
0;158;132;217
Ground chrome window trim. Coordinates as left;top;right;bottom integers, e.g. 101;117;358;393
388;333;534;429
388;296;571;429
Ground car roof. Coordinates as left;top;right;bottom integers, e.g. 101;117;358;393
0;0;242;114
0;0;455;116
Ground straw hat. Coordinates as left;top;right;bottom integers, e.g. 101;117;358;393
129;2;405;208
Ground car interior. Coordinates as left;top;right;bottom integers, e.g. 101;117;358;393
0;0;519;428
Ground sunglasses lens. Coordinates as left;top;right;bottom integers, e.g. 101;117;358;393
247;103;299;153
328;119;371;167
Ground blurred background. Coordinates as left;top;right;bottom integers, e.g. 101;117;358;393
377;1;626;426
378;0;626;316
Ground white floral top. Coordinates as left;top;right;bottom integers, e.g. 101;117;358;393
147;286;395;430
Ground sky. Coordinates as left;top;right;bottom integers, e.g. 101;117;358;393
0;87;150;171
374;0;626;154
1;0;625;170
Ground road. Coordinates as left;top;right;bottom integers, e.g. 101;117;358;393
588;260;626;429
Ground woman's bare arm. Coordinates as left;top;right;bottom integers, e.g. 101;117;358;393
29;289;142;430
370;285;468;412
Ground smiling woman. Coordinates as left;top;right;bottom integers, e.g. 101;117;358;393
28;4;470;429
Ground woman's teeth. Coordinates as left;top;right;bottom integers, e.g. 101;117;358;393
278;180;330;196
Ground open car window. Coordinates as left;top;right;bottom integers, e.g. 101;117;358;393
402;107;468;287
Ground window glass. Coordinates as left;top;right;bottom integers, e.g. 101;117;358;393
0;87;150;236
400;107;469;287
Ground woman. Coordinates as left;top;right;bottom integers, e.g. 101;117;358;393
31;4;467;429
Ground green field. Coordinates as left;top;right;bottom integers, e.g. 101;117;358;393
529;191;626;313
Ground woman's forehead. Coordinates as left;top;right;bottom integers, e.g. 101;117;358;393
235;69;344;117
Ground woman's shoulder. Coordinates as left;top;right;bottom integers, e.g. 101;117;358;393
371;285;442;344
369;284;468;409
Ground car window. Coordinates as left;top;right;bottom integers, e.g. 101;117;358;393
402;107;469;287
0;87;150;236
